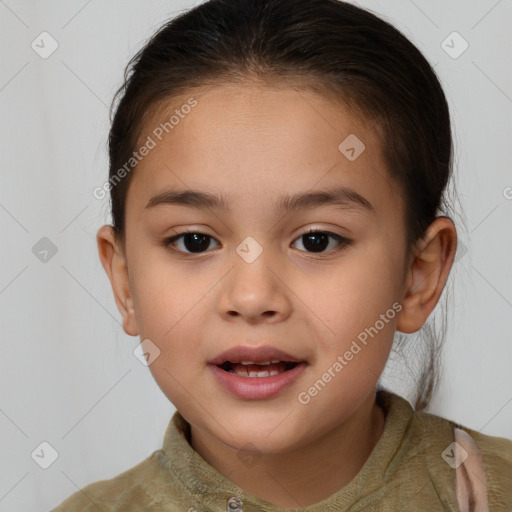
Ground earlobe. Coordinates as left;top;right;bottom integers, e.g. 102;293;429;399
396;217;457;334
96;225;139;336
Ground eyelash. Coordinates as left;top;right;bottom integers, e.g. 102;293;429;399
161;229;351;256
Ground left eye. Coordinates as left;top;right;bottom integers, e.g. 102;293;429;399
291;230;349;253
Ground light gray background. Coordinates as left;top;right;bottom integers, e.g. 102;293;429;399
0;1;511;510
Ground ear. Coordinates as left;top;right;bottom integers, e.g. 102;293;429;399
96;225;139;336
396;216;457;333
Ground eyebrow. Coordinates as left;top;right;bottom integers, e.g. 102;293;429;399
145;186;374;214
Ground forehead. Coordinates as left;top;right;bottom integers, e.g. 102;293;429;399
127;82;400;219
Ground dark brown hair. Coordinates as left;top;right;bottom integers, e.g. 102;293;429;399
107;0;458;410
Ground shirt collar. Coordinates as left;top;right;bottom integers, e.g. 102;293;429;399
161;389;417;511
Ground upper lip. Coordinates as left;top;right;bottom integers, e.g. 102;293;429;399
208;345;304;365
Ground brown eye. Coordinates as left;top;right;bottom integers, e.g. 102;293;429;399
163;232;219;253
292;230;350;253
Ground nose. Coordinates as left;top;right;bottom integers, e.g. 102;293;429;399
216;245;293;324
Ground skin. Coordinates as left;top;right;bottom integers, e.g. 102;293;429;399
97;82;457;508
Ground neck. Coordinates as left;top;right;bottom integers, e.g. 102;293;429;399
190;391;386;508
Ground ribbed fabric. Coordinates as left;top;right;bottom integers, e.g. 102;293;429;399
51;390;512;511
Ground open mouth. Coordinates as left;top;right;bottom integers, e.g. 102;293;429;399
217;360;299;377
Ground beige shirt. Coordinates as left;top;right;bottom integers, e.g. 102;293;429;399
51;390;512;511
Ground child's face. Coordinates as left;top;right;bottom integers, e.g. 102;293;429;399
115;83;410;452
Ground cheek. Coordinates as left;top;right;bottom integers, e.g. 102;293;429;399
333;249;403;374
130;247;196;324
297;244;403;344
128;257;210;365
132;268;209;404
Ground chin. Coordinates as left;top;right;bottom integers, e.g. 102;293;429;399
214;413;307;454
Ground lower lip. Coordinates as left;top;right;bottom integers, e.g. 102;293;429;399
208;363;307;400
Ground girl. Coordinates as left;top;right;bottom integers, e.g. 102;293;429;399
52;0;512;510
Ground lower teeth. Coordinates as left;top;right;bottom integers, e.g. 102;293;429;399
219;361;298;377
229;369;283;377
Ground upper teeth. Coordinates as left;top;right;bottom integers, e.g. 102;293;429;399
239;360;281;365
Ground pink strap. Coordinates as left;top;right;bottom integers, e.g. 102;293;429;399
454;427;489;511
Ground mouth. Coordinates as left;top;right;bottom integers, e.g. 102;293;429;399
209;355;308;399
217;360;300;378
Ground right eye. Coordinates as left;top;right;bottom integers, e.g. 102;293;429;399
162;231;220;254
